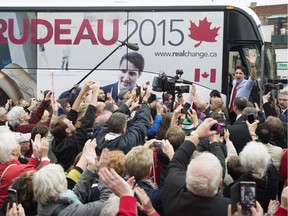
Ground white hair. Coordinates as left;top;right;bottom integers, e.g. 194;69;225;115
33;164;67;206
240;141;271;179
186;152;222;197
7;106;24;128
99;194;120;216
0;131;19;164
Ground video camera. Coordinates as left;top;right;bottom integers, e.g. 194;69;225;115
264;83;283;94
152;69;192;95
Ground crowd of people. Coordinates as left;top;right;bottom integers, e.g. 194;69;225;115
0;56;287;216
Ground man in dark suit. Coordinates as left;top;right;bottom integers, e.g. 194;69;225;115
278;89;288;121
102;52;144;102
228;105;258;154
162;118;230;216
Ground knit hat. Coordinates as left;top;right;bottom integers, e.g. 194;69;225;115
15;132;31;143
182;119;194;135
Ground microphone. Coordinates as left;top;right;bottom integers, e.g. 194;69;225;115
118;40;139;51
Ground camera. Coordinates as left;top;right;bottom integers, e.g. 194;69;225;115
264;83;283;94
8;189;18;208
153;140;162;148
152;70;191;95
219;123;227;136
231;181;256;214
247;114;255;124
86;128;94;139
240;181;256;210
210;123;222;133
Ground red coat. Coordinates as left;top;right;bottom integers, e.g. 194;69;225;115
117;196;159;216
14;100;52;133
0;157;49;207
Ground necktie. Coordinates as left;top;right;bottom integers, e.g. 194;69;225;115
229;83;239;112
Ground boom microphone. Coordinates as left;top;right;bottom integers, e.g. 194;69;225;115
118;40;139;51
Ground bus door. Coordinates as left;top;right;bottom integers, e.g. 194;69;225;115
228;44;261;105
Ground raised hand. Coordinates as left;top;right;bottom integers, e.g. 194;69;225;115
99;168;134;197
246;50;257;65
135;186;158;216
96;148;110;170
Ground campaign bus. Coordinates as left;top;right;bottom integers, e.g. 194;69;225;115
0;0;276;106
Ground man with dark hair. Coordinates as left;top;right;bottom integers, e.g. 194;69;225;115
228;106;255;154
50;81;100;171
229;51;257;124
102;52;144;101
97;88;106;102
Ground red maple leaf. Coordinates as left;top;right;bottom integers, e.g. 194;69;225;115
201;72;209;78
188;17;220;47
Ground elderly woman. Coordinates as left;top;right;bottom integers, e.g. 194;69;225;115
33;139;111;216
7;92;52;133
224;141;279;212
0;131;49;208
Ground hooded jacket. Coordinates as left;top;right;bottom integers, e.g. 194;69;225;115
96;103;150;155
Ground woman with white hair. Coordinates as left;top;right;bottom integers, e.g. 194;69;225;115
7;92;52;133
33;139;111;216
224;141;279;212
0;131;49;209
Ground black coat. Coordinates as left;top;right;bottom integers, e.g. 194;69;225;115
228;119;252;154
96;103;150;155
223;164;279;212
162;141;230;216
52;105;96;171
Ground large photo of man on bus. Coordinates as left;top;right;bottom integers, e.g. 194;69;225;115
101;51;144;102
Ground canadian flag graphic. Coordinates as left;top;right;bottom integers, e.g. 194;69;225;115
194;68;216;83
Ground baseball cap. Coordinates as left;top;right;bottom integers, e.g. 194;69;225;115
15;132;31;143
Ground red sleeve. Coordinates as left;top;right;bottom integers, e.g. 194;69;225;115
117;196;137;216
40;107;53;127
275;206;287;216
27;157;41;167
41;159;50;167
28;100;47;124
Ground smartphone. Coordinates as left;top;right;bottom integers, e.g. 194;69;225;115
136;86;141;97
240;181;256;210
8;188;18;207
247;114;255;124
210;123;222;133
153;140;162;148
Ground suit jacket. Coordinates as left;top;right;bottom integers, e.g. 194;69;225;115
228;120;252;154
162;141;230;216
